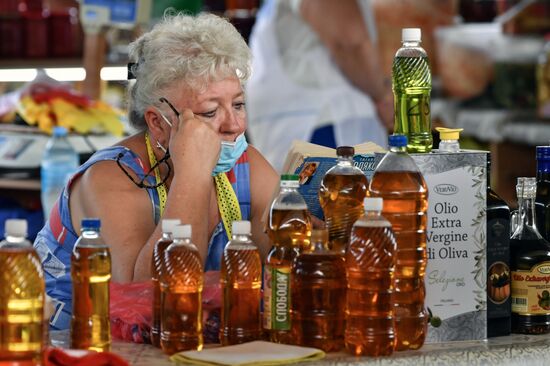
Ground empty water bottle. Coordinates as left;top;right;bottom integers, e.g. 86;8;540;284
41;127;79;221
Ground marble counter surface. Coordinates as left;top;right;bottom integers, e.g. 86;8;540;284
50;331;550;366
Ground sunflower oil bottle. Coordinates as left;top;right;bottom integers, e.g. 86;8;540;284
392;28;432;153
71;218;111;351
220;220;262;345
292;228;346;352
160;224;203;354
346;197;397;356
151;219;181;348
0;219;44;364
368;134;428;351
319;146;368;253
264;174;312;343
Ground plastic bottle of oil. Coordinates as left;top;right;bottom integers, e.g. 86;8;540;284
319;146;368;254
292;228;346;352
71;218;111;352
0;219;44;364
220;220;262;345
368;134;428;351
264;174;312;343
346;197;397;356
510;177;550;334
160;224;203;354
151;219;181;348
392;28;432;153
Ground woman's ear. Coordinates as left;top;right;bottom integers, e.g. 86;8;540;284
144;106;169;138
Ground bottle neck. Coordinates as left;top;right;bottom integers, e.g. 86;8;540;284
365;210;381;219
402;40;420;48
337;155;354;166
515;195;543;239
537;159;550;181
390;145;407;153
81;228;100;239
5;234;29;246
280;186;298;194
231;233;251;243
161;232;172;241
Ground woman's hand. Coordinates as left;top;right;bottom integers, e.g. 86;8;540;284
168;109;221;177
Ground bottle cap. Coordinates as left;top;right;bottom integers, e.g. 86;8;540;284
81;218;100;230
402;28;421;42
5;219;27;237
388;134;407;147
310;228;328;243
436;127;463;141
516;177;537;198
364;197;383;212
52;126;68;137
232;220;251;235
162;219;181;234
173;224;192;239
281;174;299;182
536;146;550;161
336;146;354;157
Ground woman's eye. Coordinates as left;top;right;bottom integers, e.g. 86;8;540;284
233;102;246;110
198;110;216;118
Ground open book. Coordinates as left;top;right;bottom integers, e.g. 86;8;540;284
281;140;386;219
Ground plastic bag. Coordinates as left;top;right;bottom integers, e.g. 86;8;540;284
110;271;222;344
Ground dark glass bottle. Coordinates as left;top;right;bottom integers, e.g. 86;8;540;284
535;146;550;241
486;154;511;337
510;177;550;334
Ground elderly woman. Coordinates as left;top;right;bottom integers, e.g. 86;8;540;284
34;13;279;330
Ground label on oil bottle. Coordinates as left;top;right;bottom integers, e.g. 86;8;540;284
511;262;550;315
263;265;291;330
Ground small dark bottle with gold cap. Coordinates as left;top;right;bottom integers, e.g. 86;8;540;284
291;228;346;352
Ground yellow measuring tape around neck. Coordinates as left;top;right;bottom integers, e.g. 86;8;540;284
145;132;168;217
214;173;242;239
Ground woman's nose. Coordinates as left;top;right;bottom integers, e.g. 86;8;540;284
221;108;243;133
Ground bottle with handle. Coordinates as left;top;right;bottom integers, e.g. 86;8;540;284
40;126;79;221
368;134;428;351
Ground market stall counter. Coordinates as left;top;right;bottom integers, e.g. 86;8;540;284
49;330;550;366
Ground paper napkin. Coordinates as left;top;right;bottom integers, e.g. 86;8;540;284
170;341;325;366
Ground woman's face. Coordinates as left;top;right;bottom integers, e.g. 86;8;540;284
164;76;247;143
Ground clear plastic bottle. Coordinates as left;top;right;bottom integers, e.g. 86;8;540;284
435;127;463;153
392;28;433;153
0;219;44;363
71;218;111;351
151;219;181;348
346;197;397;356
264;174;311;343
292;228;346;352
319;146;368;254
368;134;428;351
510;177;550;334
220;220;262;345
41;126;79;220
160;224;203;354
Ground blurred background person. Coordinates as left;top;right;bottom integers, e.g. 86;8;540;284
245;0;392;171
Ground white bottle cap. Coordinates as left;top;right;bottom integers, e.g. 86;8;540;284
364;197;383;212
173;224;192;239
5;219;27;237
162;219;181;234
402;28;421;42
232;220;251;235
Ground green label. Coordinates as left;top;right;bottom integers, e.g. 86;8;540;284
263;266;291;331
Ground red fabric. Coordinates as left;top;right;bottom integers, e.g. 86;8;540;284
44;348;129;366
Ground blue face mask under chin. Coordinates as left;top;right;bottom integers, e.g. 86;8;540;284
212;133;248;176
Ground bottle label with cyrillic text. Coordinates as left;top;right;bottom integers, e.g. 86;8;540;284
262;265;291;330
511;262;550;315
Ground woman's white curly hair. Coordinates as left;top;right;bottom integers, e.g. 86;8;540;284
127;12;251;130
